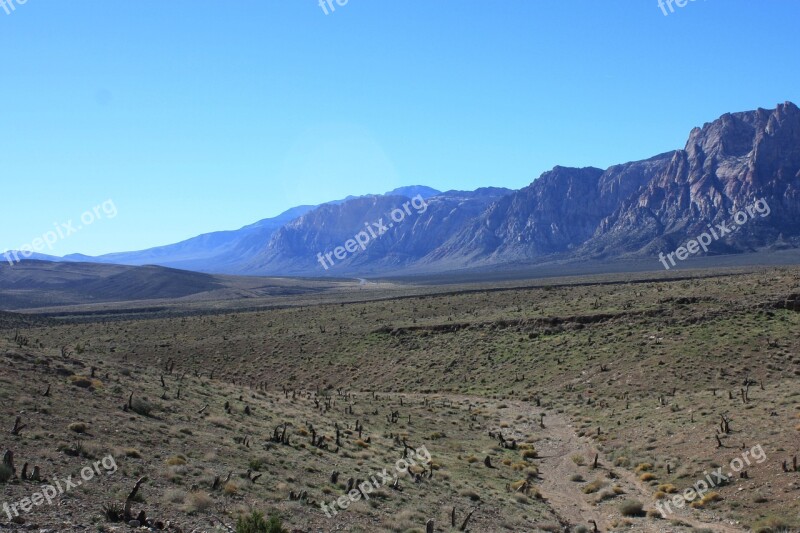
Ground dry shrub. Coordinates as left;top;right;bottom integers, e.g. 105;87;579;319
582;479;606;494
509;479;528;491
69;375;102;389
185;491;214;513
522;449;538;459
690;491;721;508
619;499;644;517
207;416;233;429
595;489;618;502
163;489;186;504
166;455;187;466
68;422;90;434
752;515;795;533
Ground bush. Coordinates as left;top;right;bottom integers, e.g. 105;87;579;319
68;422;90;434
690;491;722;509
130;398;155;417
103;501;124;522
236;511;288;533
249;457;268;472
595;489;618;502
657;483;678;494
752;515;795;533
582;479;606;494
166;455;187;466
619;499;645;517
68;375;102;389
185;491;213;513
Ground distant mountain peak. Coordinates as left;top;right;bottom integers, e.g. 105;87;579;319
383;185;441;198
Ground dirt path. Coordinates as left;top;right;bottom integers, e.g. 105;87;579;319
508;404;746;532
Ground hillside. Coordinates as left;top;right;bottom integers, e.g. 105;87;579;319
1;266;797;532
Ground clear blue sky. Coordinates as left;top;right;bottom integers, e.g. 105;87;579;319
2;0;798;256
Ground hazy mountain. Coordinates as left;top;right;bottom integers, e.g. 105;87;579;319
56;187;443;273
60;205;317;272
12;102;800;278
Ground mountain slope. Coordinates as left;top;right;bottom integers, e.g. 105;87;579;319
62;187;444;274
74;205;316;272
243;188;512;275
0;261;224;309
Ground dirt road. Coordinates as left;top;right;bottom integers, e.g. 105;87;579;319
507;403;747;532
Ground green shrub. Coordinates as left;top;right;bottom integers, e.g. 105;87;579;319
130;398;154;417
752;515;795;533
236;511;288;533
248;457;268;472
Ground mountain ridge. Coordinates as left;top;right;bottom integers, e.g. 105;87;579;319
11;101;800;277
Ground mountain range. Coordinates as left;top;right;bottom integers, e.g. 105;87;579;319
20;102;800;277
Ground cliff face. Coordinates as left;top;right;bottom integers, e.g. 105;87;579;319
585;102;800;256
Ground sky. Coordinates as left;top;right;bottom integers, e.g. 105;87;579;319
1;0;799;256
